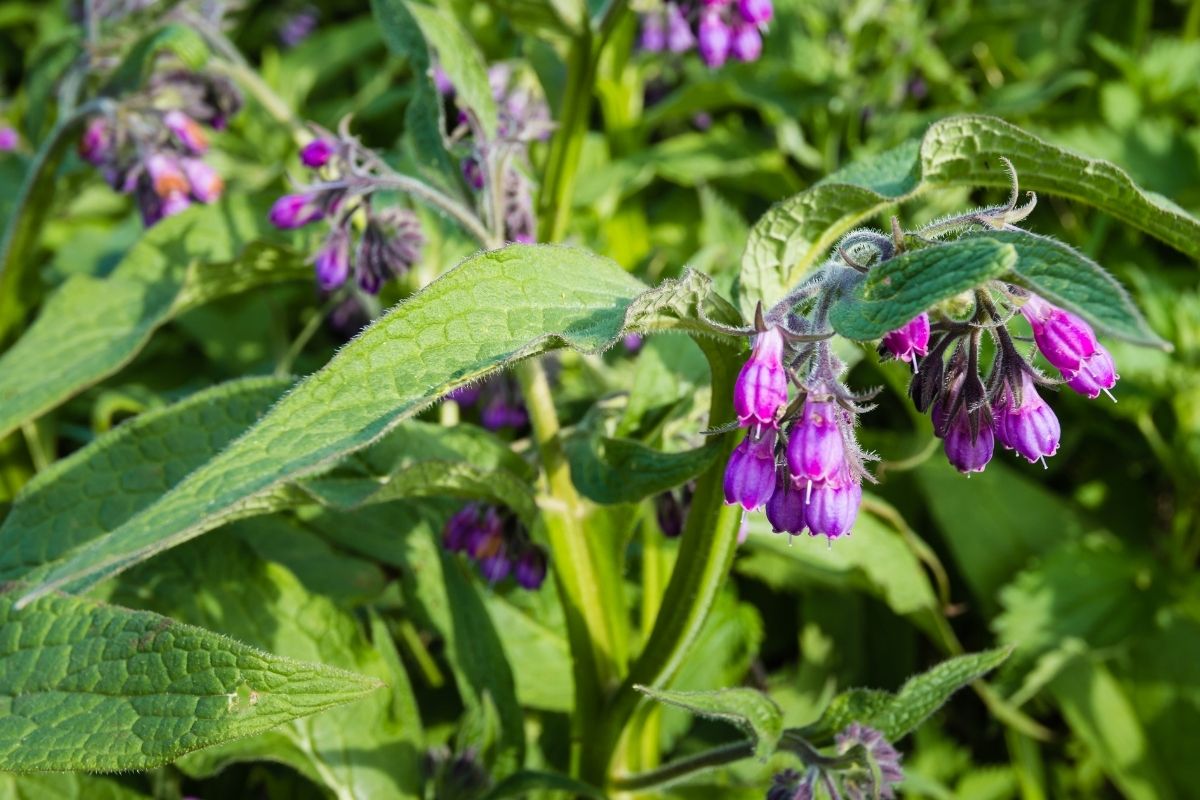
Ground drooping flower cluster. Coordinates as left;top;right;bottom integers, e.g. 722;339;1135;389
906;285;1117;475
723;321;871;540
443;503;548;589
765;723;903;800
268;127;425;294
639;0;774;68
436;61;551;243
78;70;240;226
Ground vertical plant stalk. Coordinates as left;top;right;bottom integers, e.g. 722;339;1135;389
583;336;744;785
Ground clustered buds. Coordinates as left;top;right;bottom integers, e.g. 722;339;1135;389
436;62;548;243
765;723;902;800
78;70;240;226
268;129;425;294
443;503;548;590
639;0;774;68
723;318;870;540
906;286;1116;475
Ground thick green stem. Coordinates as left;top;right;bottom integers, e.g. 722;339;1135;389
584;336;743;785
611;739;754;792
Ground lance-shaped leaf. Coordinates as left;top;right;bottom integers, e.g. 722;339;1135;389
564;433;721;505
402;2;498;139
0;198;310;441
797;647;1011;743
740;114;1200;317
828;238;1018;341
21;245;737;604
635;685;783;760
0;586;381;772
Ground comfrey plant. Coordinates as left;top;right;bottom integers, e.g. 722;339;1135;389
640;0;774;66
722;160;1126;539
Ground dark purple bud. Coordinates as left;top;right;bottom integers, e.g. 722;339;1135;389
163;109;209;154
443;505;481;552
300;138;336;168
730;22;762;61
994;372;1060;464
698;9;732;67
514;546;548;590
910;344;947;413
882;313;931;364
738;0;774;24
655;491;685;538
786;399;846;487
723;430;777;511
1020;294;1097;373
466;508;505;559
943;410;994;474
765;468;806;534
639;11;667;52
356;208;424;293
733;327;788;428
479;548;512;583
461;156;485;190
159;191;192;220
665;3;695;52
836;723;904;799
314;227;352;291
181;158;223;203
269;192;325;228
804;472;862;539
482;394;528;430
0;126;18;152
1065;345;1118;399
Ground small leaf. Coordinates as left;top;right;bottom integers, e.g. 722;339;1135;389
0;198;309;441
0;585;381;772
800;648;1011;743
828;238;1017;341
635;685;783;760
979;229;1168;347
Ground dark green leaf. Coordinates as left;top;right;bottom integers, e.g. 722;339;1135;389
635;685;783;760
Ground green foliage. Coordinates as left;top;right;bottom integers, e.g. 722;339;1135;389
636;685;784;760
0;584;381;772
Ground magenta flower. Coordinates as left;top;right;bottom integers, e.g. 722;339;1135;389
0;126;18;152
765;469;806;534
804;474;862;539
1020;294;1097;373
786;398;846;489
300;138;336;168
994;372;1060;464
665;3;695;52
145;153;190;198
881;313;931;364
269;192;325;228
943;411;994;474
733;327;788;428
738;0;774;25
639;10;667;52
513;546;548;590
1065;345;1118;399
730;23;763;61
180;158;223;203
698;9;732;67
314;228;351;290
723;431;777;511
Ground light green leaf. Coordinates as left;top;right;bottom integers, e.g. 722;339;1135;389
0;585;381;772
0;198;309;441
404;2;498;139
21;244;736;602
484;596;573;713
740;114;1200;318
116;536;422;799
486;0;583;37
101;24;210;95
0;773;150;799
801;648;1011;742
0;376;291;583
828;238;1018;341
635;685;783;760
980;229;1168;347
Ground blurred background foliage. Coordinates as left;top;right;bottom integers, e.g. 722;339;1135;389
2;1;1199;798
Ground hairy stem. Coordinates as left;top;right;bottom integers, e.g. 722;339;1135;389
611;740;754;792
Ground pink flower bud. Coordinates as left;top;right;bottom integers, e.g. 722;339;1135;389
733;327;788;428
181;158;223;203
994;373;1060;464
269;192;325;229
786;399;846;486
163;110;209;154
1065;345;1118;399
723;430;777;511
698;9;732;67
1021;294;1097;373
300;138;335;168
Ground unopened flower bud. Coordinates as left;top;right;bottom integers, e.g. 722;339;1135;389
738;0;774;24
181;158;223;203
514;546;548;590
665;3;695;52
882;313;931;364
994;373;1060;464
300;138;336;168
698;10;732;67
733;327;788;428
765;468;806;534
145;153;190;198
79;118;111;165
269;192;325;228
1020;294;1097;373
943;410;994;474
639;11;667;52
314;227;352;291
443;505;481;552
723;430;777;511
804;472;862;539
163;109;209;154
730;22;763;61
786;399;846;487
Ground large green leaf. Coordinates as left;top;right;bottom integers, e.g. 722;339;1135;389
0;377;290;583
635;685;784;760
0;197;309;441
800;648;1011;743
403;2;498;139
0;585;380;772
19;245;734;603
115;536;422;799
828;238;1017;341
740;115;1200;317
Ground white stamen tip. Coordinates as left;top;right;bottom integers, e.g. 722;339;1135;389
1039;456;1047;470
1103;388;1117;404
805;479;813;505
911;356;919;374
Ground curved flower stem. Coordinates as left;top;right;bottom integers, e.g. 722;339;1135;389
584;335;743;785
610;740;755;792
371;174;496;248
